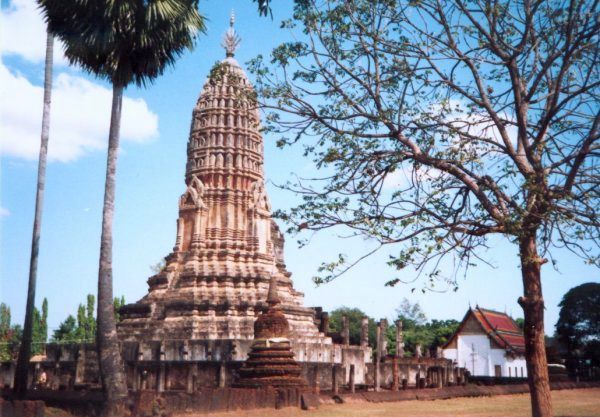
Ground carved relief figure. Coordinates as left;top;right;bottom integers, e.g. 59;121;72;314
180;175;206;209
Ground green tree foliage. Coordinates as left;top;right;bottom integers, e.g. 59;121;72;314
328;307;376;348
0;304;10;337
0;303;22;362
52;294;125;343
392;299;459;356
86;294;96;339
397;319;460;356
327;301;459;357
1;300;48;359
52;315;78;343
31;298;48;355
556;282;600;362
396;298;427;328
250;2;599;415
113;296;126;323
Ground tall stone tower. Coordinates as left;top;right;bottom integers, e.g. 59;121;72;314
118;16;327;350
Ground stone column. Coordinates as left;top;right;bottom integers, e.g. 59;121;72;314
218;361;227;387
320;312;330;334
395;320;404;358
157;364;165;392
132;364;139;391
342;315;350;346
392;355;399;391
157;342;166;392
174;217;184;250
415;343;422;359
332;365;339;395
360;317;369;347
182;341;190;361
186;366;194;393
443;365;448;385
374;322;381;392
380;319;388;357
75;346;85;384
192;208;202;244
349;364;355;394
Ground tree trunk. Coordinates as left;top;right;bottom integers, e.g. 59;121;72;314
14;29;54;398
519;233;553;417
96;83;128;417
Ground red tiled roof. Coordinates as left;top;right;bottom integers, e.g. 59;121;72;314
443;306;526;354
473;307;525;353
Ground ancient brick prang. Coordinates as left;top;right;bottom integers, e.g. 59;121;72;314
116;19;330;346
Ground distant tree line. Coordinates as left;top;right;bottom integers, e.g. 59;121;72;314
328;298;460;357
52;295;125;343
328;282;599;371
0;295;126;358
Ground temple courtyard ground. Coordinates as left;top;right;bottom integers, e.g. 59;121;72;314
172;388;600;417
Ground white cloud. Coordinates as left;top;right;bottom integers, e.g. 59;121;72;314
0;206;10;217
0;0;68;65
0;62;159;162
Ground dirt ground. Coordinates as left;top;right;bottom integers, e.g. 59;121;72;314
174;388;600;417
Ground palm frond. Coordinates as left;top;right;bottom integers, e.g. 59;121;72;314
38;0;206;87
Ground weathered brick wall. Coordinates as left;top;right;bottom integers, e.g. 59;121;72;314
130;387;304;416
0;399;45;417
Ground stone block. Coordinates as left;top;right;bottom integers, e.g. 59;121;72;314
0;398;14;417
8;400;44;417
301;392;320;410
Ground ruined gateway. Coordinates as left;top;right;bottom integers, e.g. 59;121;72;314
113;21;372;389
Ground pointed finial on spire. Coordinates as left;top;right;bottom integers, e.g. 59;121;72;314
266;274;281;306
222;9;241;58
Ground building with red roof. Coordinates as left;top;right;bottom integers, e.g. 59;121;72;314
442;306;527;378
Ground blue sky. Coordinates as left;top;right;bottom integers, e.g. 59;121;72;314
0;0;597;337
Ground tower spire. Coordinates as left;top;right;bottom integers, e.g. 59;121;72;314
222;10;241;57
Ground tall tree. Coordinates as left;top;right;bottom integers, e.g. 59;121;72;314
31;299;49;356
40;1;205;415
250;1;599;416
555;282;600;362
51;294;125;343
13;29;54;398
113;296;126;323
0;304;21;362
85;294;96;341
0;304;10;341
52;315;78;343
395;298;427;328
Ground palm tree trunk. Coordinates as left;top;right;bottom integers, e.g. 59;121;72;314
97;83;128;417
519;233;553;417
14;29;54;398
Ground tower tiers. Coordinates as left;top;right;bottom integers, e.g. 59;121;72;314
117;23;328;345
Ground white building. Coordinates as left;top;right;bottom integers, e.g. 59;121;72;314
442;306;528;378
